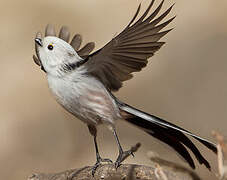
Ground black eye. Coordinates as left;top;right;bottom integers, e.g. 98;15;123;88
47;44;54;50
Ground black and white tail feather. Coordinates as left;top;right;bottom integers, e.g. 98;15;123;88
117;100;217;170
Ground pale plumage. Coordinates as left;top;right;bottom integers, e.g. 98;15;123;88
33;0;217;175
47;70;120;126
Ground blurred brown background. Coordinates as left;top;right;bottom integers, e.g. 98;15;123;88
0;0;226;179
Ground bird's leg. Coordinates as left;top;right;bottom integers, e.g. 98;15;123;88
88;125;112;176
113;128;134;168
93;133;112;164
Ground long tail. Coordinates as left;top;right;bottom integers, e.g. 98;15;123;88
117;100;217;170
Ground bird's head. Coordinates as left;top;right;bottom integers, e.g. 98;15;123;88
33;24;95;77
35;34;81;76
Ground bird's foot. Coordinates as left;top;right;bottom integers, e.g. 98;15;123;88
114;149;134;169
91;157;112;176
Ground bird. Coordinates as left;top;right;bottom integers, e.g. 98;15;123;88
33;0;217;175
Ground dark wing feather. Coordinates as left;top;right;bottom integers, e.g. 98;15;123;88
77;42;95;58
59;26;70;42
83;0;175;91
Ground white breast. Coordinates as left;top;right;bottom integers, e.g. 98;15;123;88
47;72;121;125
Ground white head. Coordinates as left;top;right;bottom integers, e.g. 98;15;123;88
35;36;83;77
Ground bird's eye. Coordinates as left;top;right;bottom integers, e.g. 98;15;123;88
47;44;54;50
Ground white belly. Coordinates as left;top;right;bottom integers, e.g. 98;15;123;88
47;73;121;125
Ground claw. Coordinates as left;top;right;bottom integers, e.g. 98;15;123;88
114;161;121;169
131;151;135;157
91;158;112;176
115;149;134;169
91;162;100;176
100;158;113;163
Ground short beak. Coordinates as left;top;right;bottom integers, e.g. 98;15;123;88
35;38;43;47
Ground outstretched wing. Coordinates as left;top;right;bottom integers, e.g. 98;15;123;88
83;0;175;91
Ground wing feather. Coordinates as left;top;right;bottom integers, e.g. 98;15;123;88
83;0;174;91
70;34;82;50
59;26;70;42
45;24;56;36
77;42;95;58
118;42;165;48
